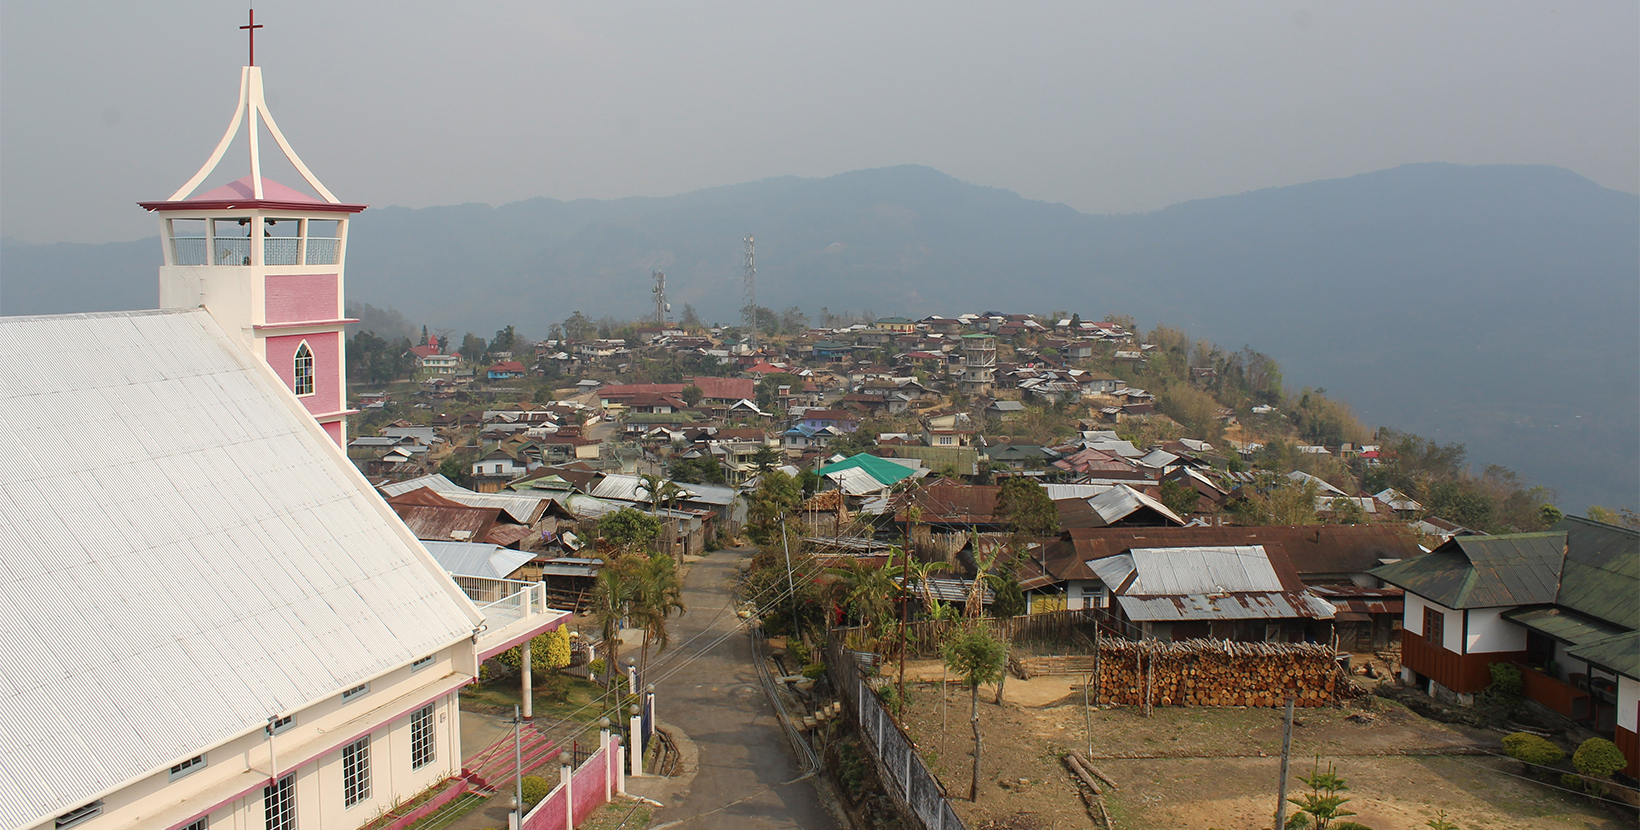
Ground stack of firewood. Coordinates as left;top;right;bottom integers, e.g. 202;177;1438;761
1094;639;1341;708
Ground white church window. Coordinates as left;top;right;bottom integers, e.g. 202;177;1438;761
293;342;314;396
342;736;371;807
54;801;103;829
182;819;208;830
410;704;436;769
169;753;207;780
266;714;294;735
264;774;295;830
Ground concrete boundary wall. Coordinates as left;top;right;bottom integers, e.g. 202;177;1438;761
521;733;622;830
827;635;966;830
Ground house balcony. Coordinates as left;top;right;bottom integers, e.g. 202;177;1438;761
1516;663;1592;721
455;576;572;661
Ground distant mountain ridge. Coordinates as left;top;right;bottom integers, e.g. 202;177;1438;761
3;162;1635;512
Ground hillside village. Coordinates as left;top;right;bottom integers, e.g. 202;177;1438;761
3;17;1633;830
345;307;1640;827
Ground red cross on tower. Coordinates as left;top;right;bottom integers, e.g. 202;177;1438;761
240;9;264;67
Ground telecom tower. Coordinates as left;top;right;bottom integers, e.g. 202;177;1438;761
652;270;670;324
742;235;756;350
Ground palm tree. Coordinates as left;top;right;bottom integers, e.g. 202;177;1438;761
638;474;687;556
825;561;896;642
632;551;686;675
589;564;633;703
943;624;1007;802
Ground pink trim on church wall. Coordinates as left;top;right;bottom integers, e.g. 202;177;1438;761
267;332;341;415
264;273;339;323
322;420;343;445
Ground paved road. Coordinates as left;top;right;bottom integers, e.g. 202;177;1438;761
646;548;837;829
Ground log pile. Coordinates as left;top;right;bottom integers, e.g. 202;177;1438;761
1013;653;1098;679
1094;639;1341;708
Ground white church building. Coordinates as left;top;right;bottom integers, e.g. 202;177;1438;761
0;46;569;830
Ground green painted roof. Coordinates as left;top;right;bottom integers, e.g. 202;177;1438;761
1551;516;1639;629
1566;630;1640;680
1371;532;1565;609
817;453;920;487
1501;606;1628;646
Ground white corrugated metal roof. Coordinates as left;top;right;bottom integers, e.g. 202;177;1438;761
379;474;547;523
0;310;481;830
1090;547;1335;621
1136;449;1179;469
1041;483;1117;501
679;483;738;506
1086;485;1185;526
423;541;535;580
1113;591;1335;622
1286;470;1347;496
380;473;462;496
590;473;652;503
825;466;891;496
1126;546;1284;594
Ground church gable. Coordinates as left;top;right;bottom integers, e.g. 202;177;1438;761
0;308;480;830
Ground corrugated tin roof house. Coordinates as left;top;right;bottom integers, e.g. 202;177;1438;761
1090;545;1336;643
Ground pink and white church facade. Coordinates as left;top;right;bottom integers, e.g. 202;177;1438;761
140;65;362;445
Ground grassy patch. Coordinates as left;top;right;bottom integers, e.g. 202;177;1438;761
400;792;486;830
577;798;653;829
461;672;628;727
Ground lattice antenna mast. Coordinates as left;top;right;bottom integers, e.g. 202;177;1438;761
652;270;669;324
742;235;757;350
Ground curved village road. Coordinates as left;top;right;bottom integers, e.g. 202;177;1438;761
646;548;837;830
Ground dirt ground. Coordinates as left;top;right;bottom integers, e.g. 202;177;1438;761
892;661;1623;830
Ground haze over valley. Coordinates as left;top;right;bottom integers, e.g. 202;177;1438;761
5;161;1634;513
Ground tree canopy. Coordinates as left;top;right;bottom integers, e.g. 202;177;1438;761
993;477;1058;540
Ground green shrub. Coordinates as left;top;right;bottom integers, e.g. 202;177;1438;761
1572;737;1627;779
877;683;913;716
788;638;812;665
520;775;552;807
802;661;827;680
1424;810;1459;830
1485;663;1523;700
586;658;606;680
1501;732;1564;767
1560;772;1584;790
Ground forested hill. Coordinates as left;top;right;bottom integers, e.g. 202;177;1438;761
2;162;1635;511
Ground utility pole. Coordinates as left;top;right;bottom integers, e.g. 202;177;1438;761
512;705;523;830
897;503;917;706
780;518;800;641
742;235;756;351
1274;696;1295;830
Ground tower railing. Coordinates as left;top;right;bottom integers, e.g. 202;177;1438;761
167;235;340;267
215;238;252;265
265;238;301;265
305;237;340;265
172;237;209;266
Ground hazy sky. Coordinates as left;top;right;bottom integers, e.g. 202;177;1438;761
3;1;1635;244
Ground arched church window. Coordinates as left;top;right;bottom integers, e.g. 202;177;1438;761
293;342;314;396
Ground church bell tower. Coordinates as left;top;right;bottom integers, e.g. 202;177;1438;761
139;11;363;446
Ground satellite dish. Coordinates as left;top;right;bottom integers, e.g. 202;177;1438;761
665;303;672;312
